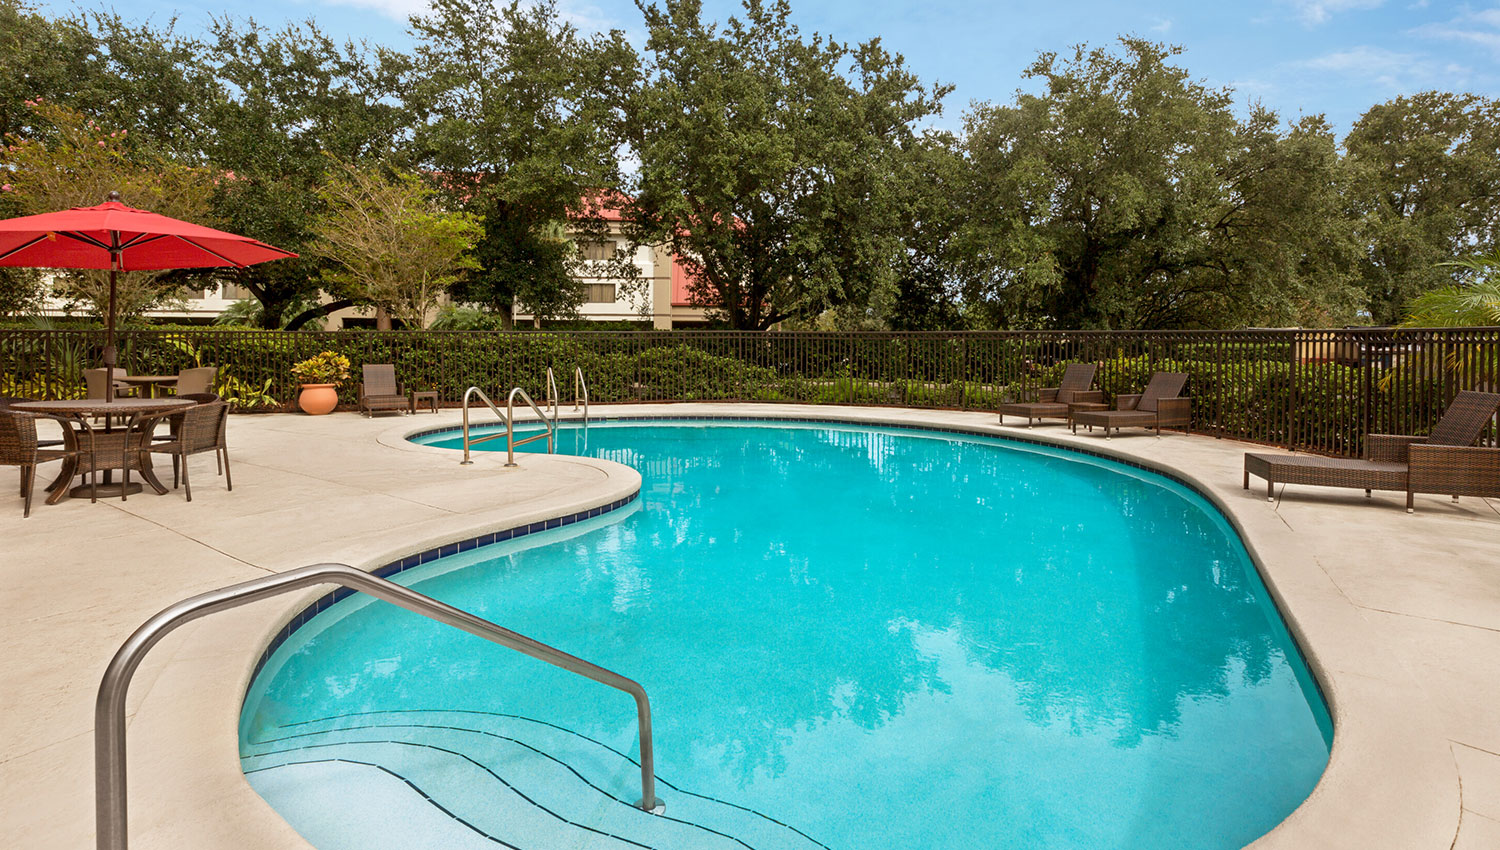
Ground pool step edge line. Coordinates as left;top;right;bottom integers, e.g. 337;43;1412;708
245;711;829;850
242;722;824;850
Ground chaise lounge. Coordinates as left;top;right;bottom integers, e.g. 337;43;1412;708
1070;372;1190;438
997;363;1102;427
1243;390;1500;512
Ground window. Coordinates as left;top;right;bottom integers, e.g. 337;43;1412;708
585;283;617;303
580;240;616;262
219;283;253;300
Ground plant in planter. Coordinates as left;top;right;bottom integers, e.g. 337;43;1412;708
290;351;351;415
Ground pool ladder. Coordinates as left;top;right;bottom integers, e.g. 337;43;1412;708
460;368;587;467
94;563;662;850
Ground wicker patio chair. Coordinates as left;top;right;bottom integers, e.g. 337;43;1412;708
1244;390;1500;512
153;392;222;444
359;364;409;417
997;363;1102;427
146;400;231;502
83;368;137;399
0;408;85;517
173;366;217;396
1070;372;1191;438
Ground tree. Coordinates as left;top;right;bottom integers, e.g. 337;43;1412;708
306;161;481;329
1345;93;1500;324
199;19;413;328
408;0;638;326
1400;251;1500;327
0;100;216;318
887;132;970;330
961;40;1361;330
620;0;947;330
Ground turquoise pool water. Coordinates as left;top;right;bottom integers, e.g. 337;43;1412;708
241;420;1330;850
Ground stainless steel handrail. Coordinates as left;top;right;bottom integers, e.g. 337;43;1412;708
546;366;559;419
574;367;589;420
460;386;511;465
95;563;662;850
505;386;556;467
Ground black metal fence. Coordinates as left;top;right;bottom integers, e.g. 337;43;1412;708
2;327;1497;457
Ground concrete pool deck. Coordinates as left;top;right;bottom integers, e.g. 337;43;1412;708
1;403;1497;849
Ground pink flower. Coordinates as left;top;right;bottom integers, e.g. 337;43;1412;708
1;184;12;192
97;140;106;147
224;170;236;180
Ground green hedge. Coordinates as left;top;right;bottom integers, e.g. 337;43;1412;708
0;328;1489;456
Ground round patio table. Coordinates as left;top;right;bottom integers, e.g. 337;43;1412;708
11;398;193;501
116;375;179;398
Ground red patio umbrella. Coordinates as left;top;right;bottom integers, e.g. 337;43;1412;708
0;191;296;400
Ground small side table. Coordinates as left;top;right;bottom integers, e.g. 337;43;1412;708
410;391;439;414
1068;401;1109;431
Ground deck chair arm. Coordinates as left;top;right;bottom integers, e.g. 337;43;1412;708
1408;444;1500;500
1157;397;1191;428
1060;389;1104;405
1364;434;1425;463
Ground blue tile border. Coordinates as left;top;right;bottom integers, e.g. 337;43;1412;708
247;489;639;688
407;413;1209;492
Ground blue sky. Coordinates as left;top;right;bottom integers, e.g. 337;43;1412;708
39;0;1500;135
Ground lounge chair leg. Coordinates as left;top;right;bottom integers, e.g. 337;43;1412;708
222;447;233;492
171;455;180;489
1242;469;1248;490
1406;491;1414;513
1267;480;1274;502
1364;489;1371;497
182;452;192;503
1452;495;1460;503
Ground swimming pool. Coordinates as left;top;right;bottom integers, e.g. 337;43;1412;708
241;420;1331;850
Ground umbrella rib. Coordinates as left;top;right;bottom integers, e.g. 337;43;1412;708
56;231;113;251
167;235;249;268
0;234;53;263
119;233;168;250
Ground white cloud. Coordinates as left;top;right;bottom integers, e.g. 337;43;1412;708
1280;0;1385;26
1412;5;1500;53
1297;45;1431;88
1149;17;1173;34
319;0;429;21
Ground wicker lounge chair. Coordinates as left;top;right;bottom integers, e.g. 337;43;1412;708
146;400;231;501
1244;390;1500;512
997;363;1102;427
359;364;409;417
1070;372;1190;438
1;408;84;517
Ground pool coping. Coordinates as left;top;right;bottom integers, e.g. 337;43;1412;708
236;406;1460;850
6;403;1467;850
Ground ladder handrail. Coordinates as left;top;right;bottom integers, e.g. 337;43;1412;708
506;386;556;468
460;386;511;465
574;366;589;420
546;366;559;418
95;563;662;850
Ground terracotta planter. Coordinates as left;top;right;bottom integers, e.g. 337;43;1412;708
297;383;339;415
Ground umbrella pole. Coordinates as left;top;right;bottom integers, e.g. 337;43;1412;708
104;265;117;404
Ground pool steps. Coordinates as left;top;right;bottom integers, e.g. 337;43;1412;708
243;710;827;850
